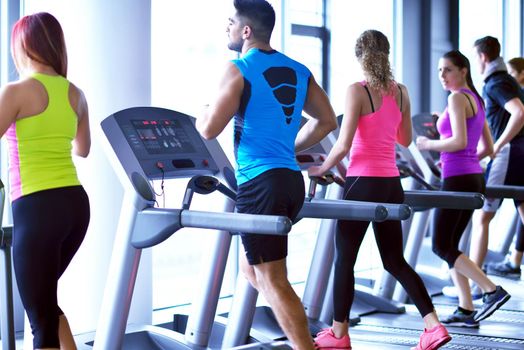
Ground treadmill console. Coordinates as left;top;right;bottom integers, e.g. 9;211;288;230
411;113;442;177
102;107;220;181
395;145;425;180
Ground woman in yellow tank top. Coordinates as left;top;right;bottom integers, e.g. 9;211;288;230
0;12;90;350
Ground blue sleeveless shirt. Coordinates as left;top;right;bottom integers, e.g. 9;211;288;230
232;48;311;185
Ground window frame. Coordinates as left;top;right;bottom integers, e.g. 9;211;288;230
0;0;21;226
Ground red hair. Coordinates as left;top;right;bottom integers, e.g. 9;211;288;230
11;12;68;77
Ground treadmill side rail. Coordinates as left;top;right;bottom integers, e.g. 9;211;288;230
299;199;389;222
180;210;292;235
485;185;524;200
404;190;484;210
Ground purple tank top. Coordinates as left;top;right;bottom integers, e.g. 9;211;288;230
436;88;484;178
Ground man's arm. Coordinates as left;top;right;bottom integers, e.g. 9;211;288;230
196;62;243;140
295;76;337;153
493;97;524;154
477;119;494;160
307;83;360;177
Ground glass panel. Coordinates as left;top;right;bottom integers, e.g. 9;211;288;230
503;0;521;60
152;0;235;116
329;0;395;115
288;0;324;27
151;0;236;311
285;34;323;83
279;1;324;286
283;0;394;285
459;0;504;91
1;0;21;225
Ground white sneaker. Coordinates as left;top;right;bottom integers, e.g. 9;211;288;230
442;284;482;300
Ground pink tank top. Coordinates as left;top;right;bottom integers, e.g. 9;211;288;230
347;82;401;177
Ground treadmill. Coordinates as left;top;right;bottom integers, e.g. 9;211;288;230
297;133;410;319
412;113;524;267
404;113;524;336
80;107;297;350
351;114;524;349
406;113;524;298
0;180;15;350
308;115;524;349
79;107;409;350
353;147;524;349
306;115;484;319
367;113;524;302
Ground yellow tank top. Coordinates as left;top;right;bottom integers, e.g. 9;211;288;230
6;73;80;201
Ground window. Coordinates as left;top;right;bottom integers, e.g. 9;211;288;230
284;0;325;87
329;0;395;114
280;0;326;286
151;0;236;311
0;0;21;225
459;0;504;91
502;0;522;59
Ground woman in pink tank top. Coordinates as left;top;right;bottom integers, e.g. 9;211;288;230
310;30;450;350
416;50;509;326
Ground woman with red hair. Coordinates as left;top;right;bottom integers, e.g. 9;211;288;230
0;12;90;349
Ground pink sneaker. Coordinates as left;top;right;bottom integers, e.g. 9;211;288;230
411;324;451;350
314;328;351;349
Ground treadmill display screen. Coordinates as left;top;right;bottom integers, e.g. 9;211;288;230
132;119;195;154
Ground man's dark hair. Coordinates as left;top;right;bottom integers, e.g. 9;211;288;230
474;36;501;62
234;0;275;43
508;57;524;74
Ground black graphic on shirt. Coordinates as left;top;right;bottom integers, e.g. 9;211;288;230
263;67;297;124
234;79;251;159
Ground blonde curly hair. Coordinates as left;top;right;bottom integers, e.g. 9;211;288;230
355;30;394;93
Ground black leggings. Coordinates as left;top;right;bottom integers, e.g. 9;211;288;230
333;177;434;322
12;186;90;349
431;174;485;268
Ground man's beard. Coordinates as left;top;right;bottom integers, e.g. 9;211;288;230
228;38;244;53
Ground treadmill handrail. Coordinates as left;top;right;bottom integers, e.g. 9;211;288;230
0;226;12;248
131;208;292;249
485;185;524;200
404;190;484;210
298;198;405;222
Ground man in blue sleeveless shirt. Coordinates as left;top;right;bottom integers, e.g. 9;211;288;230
470;36;524;280
197;1;337;349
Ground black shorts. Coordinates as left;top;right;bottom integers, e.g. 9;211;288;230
483;136;524;211
236;168;305;265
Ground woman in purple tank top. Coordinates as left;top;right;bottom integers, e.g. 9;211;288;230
417;50;510;326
